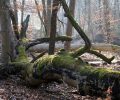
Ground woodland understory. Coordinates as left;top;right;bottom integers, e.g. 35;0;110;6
0;0;120;100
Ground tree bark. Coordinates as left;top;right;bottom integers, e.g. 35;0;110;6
41;0;52;37
13;0;18;26
34;0;47;35
26;36;72;50
60;0;91;57
49;0;60;55
46;0;52;37
0;0;13;64
64;0;76;51
21;0;25;24
102;0;111;43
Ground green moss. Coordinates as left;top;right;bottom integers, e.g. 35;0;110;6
15;45;29;62
79;65;120;79
78;65;94;75
19;38;29;44
25;63;44;85
29;51;86;77
28;52;77;77
31;55;55;76
22;51;120;86
52;54;76;69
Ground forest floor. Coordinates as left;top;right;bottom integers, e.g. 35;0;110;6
0;76;107;100
0;53;119;100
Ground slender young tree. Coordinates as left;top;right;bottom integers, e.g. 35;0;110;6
34;0;47;34
42;0;52;37
21;0;25;24
64;0;76;50
102;0;111;43
13;0;18;26
49;0;60;54
46;0;52;37
87;0;94;42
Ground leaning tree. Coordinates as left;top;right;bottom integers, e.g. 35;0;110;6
0;0;120;99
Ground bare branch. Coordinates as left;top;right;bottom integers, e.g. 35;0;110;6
20;15;30;39
26;36;72;50
87;50;115;64
9;9;19;40
31;51;46;63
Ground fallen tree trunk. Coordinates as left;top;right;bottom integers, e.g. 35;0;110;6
0;50;118;99
18;51;120;99
28;43;120;54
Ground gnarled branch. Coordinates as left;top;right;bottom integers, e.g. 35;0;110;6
87;50;115;64
31;51;46;63
26;36;72;50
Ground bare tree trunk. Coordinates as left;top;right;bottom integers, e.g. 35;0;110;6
49;0;59;54
87;0;94;42
46;0;52;37
114;0;119;20
102;0;111;43
13;0;18;26
42;0;52;37
34;0;47;34
64;0;76;50
0;0;12;64
21;0;25;24
98;0;104;35
41;0;47;36
114;0;120;34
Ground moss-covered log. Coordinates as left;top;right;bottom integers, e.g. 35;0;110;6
16;50;119;99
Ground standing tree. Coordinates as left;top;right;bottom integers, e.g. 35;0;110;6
46;0;52;37
0;0;15;64
42;0;52;37
13;0;18;26
34;0;47;35
102;0;111;43
64;0;76;51
49;0;60;54
21;0;25;24
87;0;94;42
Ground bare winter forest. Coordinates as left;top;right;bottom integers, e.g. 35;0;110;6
0;0;120;100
